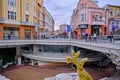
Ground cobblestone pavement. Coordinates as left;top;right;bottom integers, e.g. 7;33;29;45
0;64;116;80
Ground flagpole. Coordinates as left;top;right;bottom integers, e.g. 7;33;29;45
68;31;71;40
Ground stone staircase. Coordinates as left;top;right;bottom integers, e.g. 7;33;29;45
112;57;120;70
106;53;120;70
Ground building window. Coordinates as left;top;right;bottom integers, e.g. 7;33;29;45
37;12;39;17
85;14;86;21
82;4;84;9
34;6;36;13
43;45;70;53
25;3;29;11
4;27;19;40
81;14;84;21
118;9;120;16
93;15;99;21
8;11;16;20
8;0;16;7
85;3;87;9
81;3;87;9
25;15;29;22
110;9;113;16
38;20;39;24
25;29;31;39
115;9;117;17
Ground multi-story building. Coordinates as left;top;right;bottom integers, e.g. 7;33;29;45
0;0;37;40
70;0;107;39
59;24;68;35
36;0;44;38
88;8;107;35
105;5;120;34
43;7;54;38
70;8;79;31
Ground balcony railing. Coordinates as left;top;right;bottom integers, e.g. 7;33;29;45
20;21;37;26
4;20;20;25
92;20;105;25
0;19;38;26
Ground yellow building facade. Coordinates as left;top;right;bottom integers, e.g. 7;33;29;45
107;5;120;19
0;0;39;40
106;5;120;34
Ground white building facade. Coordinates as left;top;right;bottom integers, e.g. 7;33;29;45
43;7;54;38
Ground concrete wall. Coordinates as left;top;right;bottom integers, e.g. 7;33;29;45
33;45;40;53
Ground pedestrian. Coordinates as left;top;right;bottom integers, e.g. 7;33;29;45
93;33;97;42
109;32;113;43
85;33;88;42
88;35;92;42
8;34;10;40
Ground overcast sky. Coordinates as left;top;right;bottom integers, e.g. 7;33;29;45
44;0;120;30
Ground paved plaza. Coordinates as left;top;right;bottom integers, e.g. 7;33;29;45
0;64;116;80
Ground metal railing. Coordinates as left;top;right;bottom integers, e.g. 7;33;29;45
0;35;120;46
21;50;70;57
21;50;102;62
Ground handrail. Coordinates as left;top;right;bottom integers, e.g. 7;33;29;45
22;53;102;62
0;35;120;41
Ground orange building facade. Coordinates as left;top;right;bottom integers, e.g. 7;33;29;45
0;23;34;40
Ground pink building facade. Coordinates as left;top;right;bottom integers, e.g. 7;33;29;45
71;0;108;39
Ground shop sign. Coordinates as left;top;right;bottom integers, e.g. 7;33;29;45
92;26;100;28
78;24;88;29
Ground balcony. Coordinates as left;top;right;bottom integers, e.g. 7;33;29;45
1;19;20;25
92;20;105;25
4;20;20;25
0;19;37;26
20;21;37;26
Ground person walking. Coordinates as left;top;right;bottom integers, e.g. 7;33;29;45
85;33;88;42
88;35;92;42
93;33;97;42
109;32;113;44
8;34;10;40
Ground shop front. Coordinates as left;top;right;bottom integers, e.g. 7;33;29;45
25;29;31;40
3;27;20;40
78;24;88;38
20;25;34;40
91;25;101;35
109;19;120;34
